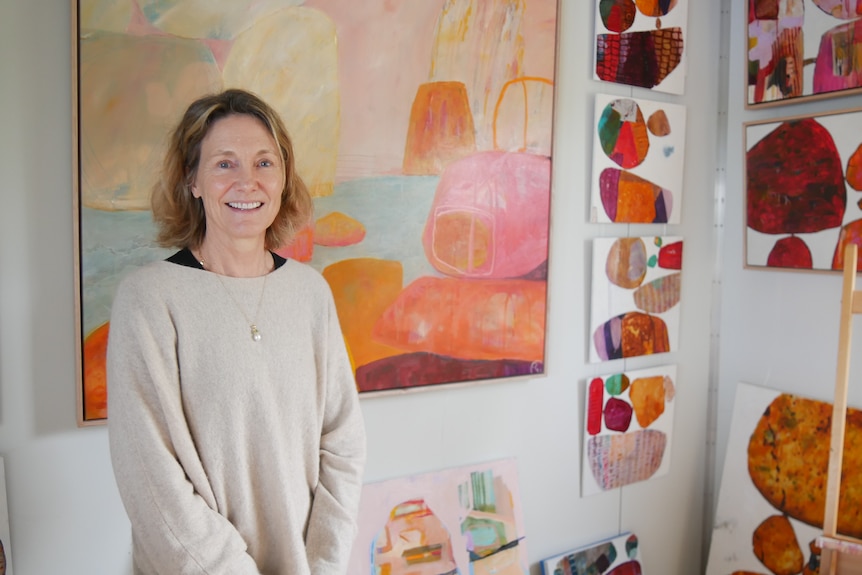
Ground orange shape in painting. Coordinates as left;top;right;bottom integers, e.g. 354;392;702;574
647;109;671;136
274;224;314;262
323;258;404;369
832;219;862;271
606;237;648;289
83;322;110;421
314;212;366;247
635;0;679;16
629;375;667;428
403;81;477;175
847;144;862;191
373;277;546;362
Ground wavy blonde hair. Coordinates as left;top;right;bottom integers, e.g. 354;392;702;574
151;89;312;250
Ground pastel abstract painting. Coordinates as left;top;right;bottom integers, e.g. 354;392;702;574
347;459;528;575
540;532;643;575
591;94;687;224
581;365;677;496
704;382;862;575
748;0;862;107
745;108;862;271
75;0;559;422
594;0;688;94
589;236;683;363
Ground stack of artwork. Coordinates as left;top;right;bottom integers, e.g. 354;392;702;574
74;0;559;423
745;107;862;271
706;382;862;575
540;532;644;575
348;458;528;575
747;0;862;107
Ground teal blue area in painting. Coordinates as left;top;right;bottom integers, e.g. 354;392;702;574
310;175;441;286
598;105;622;157
470;470;496;512
140;0;172;24
662;145;675;158
465;525;499;547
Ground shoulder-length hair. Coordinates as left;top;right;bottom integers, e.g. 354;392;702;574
151;88;312;250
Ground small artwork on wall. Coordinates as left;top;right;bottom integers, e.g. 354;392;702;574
747;0;862;108
540;532;643;575
745;107;862;271
704;382;861;575
590;94;687;225
589;236;683;363
594;0;688;94
581;365;677;496
347;458;528;575
0;457;11;575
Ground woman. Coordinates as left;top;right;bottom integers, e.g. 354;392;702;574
107;89;366;575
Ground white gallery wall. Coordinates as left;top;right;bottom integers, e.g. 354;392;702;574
0;1;722;573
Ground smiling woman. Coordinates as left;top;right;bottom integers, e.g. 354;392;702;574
106;89;367;575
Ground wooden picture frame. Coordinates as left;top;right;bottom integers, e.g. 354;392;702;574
745;0;862;108
73;1;558;425
744;106;862;271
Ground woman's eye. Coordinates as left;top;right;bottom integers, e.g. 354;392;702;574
217;161;231;169
259;159;273;167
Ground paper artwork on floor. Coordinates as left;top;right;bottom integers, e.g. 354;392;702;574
540;532;644;575
594;0;687;94
589;236;683;363
705;381;862;575
347;458;528;575
582;365;677;496
591;94;687;225
0;457;11;575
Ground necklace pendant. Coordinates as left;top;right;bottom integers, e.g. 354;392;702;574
250;324;262;342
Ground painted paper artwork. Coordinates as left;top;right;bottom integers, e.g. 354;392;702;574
704;382;862;575
590;94;687;224
74;0;558;423
540;532;643;575
747;0;862;107
589;237;683;363
745;108;862;271
346;458;528;575
594;0;687;94
0;457;11;575
582;365;676;496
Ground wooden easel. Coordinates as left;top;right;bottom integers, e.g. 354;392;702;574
818;243;862;574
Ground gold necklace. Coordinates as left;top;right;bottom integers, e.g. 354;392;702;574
199;257;268;342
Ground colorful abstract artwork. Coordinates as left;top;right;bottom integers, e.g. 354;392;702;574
347;459;528;575
747;0;862;107
704;382;862;575
74;0;558;422
594;0;687;94
745;108;862;271
0;457;11;575
540;532;643;575
589;237;683;363
581;365;676;496
591;94;687;224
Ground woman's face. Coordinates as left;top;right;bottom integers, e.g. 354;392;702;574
192;113;284;248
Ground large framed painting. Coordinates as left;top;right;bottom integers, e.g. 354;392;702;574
73;0;559;424
594;0;687;94
347;458;528;575
745;107;862;271
747;0;862;108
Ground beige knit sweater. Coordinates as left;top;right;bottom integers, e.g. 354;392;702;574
107;259;366;575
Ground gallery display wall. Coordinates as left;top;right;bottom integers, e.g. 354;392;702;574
0;1;722;574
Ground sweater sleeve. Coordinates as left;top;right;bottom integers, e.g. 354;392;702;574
107;271;261;575
304;290;367;575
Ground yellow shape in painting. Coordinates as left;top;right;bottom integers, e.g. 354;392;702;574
322;258;404;370
314;212;366;247
629;375;667;428
79;33;222;210
223;7;339;197
493;77;555;156
80;0;132;33
137;0;302;40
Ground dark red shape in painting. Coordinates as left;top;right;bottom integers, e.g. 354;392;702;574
658;241;683;269
588;378;605;435
604;397;633;432
767;236;813;268
596;29;684;89
608;561;643;575
600;0;637;33
752;0;780;20
354;352;541;392
747;119;845;235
